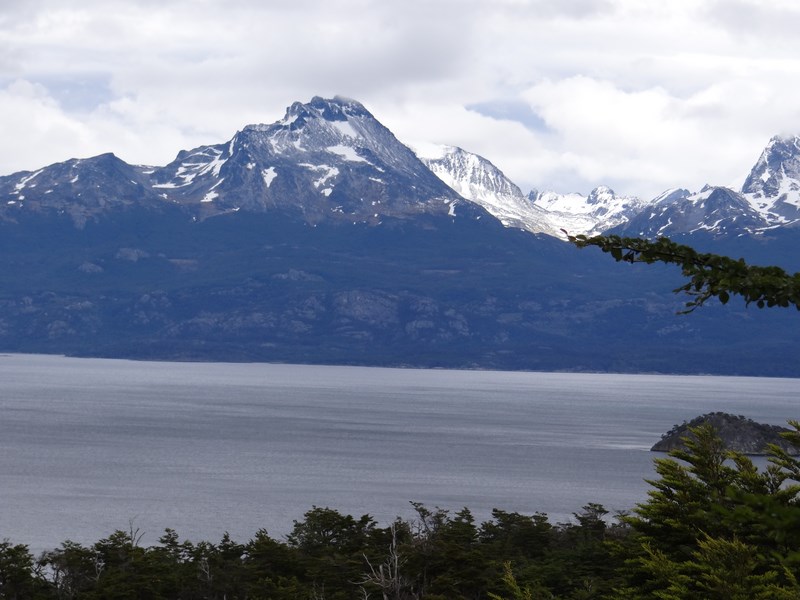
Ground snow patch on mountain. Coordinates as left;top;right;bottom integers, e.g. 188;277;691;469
327;144;367;163
262;167;277;187
301;164;339;188
14;170;43;192
151;146;230;191
331;120;360;139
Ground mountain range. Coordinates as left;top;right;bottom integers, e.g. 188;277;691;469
417;134;800;240
2;96;799;375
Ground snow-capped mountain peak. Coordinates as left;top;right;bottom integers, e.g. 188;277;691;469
586;185;614;205
417;145;648;237
419;131;800;239
741;134;800;224
417;145;561;236
528;186;646;236
145;96;469;221
244;96;376;162
417;145;525;203
8;95;800;242
617;185;767;238
0;96;473;226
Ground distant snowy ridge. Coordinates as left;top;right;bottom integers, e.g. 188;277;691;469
418;145;647;237
420;133;800;239
619;185;767;238
417;145;562;237
615;135;800;238
529;186;647;236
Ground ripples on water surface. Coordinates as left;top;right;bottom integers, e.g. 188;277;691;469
1;354;797;550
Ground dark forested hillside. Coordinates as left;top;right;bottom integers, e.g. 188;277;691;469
2;207;800;374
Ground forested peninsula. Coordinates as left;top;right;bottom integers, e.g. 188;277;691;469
2;423;800;599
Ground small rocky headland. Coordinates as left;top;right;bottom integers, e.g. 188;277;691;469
652;412;799;455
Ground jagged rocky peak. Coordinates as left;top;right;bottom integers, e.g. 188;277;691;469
743;134;800;196
147;95;469;222
586;185;615;204
618;185;766;238
693;186;768;227
282;99;319;126
585;185;646;217
741;134;800;225
253;96;370;135
308;95;371;120
245;95;434;178
419;145;525;199
243;97;366;152
418;145;561;236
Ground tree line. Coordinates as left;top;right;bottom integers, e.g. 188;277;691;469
2;422;799;599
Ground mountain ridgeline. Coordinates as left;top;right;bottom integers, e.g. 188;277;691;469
2;96;800;375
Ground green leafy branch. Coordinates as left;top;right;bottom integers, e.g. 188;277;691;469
563;232;800;312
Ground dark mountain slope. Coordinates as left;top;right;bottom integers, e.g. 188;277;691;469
1;97;799;374
1;206;798;374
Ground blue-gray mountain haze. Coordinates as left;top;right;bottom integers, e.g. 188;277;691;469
2;96;799;375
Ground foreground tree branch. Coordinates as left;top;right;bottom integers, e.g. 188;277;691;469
563;231;800;312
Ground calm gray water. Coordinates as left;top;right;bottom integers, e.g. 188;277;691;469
1;353;798;551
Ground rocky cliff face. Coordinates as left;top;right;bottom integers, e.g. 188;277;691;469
652;412;798;455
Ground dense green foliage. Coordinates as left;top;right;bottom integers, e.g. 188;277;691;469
565;232;800;312
3;423;800;599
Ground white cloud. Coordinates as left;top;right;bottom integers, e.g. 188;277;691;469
2;0;800;200
705;0;800;39
0;80;92;170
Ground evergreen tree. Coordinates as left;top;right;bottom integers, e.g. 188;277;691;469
616;423;800;598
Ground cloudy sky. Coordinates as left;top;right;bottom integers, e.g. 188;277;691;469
2;0;800;200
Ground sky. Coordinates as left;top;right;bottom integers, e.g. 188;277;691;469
3;0;800;200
